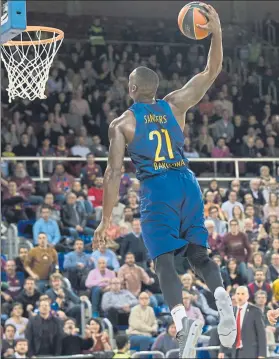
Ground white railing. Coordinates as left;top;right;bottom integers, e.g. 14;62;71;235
2;156;279;182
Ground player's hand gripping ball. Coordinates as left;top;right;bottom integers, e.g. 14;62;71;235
178;2;219;40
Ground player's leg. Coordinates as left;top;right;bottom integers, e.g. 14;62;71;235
154;251;203;359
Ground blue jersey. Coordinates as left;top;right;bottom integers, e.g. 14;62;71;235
127;99;188;181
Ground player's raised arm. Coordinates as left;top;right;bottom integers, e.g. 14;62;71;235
94;117;126;245
164;4;222;116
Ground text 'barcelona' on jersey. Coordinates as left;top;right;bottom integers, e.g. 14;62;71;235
127;99;189;181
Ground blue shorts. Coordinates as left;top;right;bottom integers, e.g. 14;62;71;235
140;169;208;259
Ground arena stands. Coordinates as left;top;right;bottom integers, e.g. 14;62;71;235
1;9;279;359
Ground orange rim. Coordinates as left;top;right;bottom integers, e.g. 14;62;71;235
3;26;64;46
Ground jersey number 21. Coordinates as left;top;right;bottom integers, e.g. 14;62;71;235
149;129;174;162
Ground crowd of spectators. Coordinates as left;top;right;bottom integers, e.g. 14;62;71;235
1;15;279;359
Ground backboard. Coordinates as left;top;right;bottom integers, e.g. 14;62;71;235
1;0;27;44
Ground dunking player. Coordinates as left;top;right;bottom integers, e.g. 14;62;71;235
95;4;236;358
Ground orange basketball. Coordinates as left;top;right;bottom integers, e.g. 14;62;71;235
178;2;210;40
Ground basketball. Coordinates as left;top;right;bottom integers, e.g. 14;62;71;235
178;2;210;40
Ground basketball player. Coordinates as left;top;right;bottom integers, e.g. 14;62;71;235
95;4;236;358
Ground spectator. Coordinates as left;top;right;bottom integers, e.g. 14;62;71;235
101;277;138;331
55;135;69;157
220;219;251;280
61;192;94;239
13;338;29;358
247;252;270;283
113;334;131;359
91;135;108;157
2;181;28;224
111;197;126;225
13;133;37;157
84;318;112;353
49;163;75;204
91;241;120;271
255;290;270;324
263;193;279;221
248;269;272;304
268;253;279;282
221;190;244;220
120;219;148;268
118;253;154;298
61;318;93;355
151;321;179;354
45;272;87;327
182;290;205;326
15;277;41;318
247;178;265;206
244;204;262;228
33;205;61;246
213;109;234;143
26;297;64;357
63;238;94;290
14;247;29;278
207;205;227;235
119;165;133;199
127;292;158;351
205;219;222;256
2;324;16;358
88;176;104;209
5;303;28;339
80;153;102;187
24;232;58;292
71;136;91;157
69;87;91;118
265;238;279;265
221;258;246;292
85;257;116;316
203;191;222;218
211;137;231;158
1;260;25;315
37;138;56;175
244;218;258;242
36;193;61;222
232;205;246;231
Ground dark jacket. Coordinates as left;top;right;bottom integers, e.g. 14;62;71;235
45;287;81;311
26;314;63;356
61;202;87;228
61;334;93;355
120;233;148;264
15;289;41;317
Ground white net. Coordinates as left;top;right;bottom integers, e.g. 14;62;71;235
1;27;64;103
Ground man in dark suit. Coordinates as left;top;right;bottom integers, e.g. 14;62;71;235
246;179;265;206
219;286;266;359
61;192;94;239
120;219;148;268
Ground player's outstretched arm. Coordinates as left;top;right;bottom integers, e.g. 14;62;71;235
94;118;126;245
164;4;222;116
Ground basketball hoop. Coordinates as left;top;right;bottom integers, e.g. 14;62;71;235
1;26;64;103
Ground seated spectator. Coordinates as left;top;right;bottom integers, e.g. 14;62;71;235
81;153;102;188
55;135;69;157
119;165;132;199
61;318;93;355
15;277;41;318
207;205;227;235
204;219;222;256
151;321;179;354
118;253;154;298
182;290;205;326
24;232;58;293
263;193;279;221
247;178;265;206
111;197;125;225
84;318;112;353
62;192;94;240
50;163;75;204
127;292;158;351
71;136;91;157
270;221;279;242
248;269;272;304
87;177;104;220
255;290;271;325
9;162;43;205
120;219;149;268
247;252;270;283
91;135;108;157
269;253;279;282
245;204;262;228
204;191;222;218
232;205;246;231
220;219;251;281
265;238;279;265
211;137;231;158
113;334;131;359
221;190;244;221
1;260;25;315
64;238;94;290
2;181;28;224
33;205;61;246
101;277;138;332
14;246;29;278
37;138;55;175
14;338;29;358
13;132;37;161
2;324;16;358
25;297;64;357
85;257;115;316
221;258;246;292
46;273;87;327
91;241;120;271
36;193;61;222
244;218;258;242
5;302;28;339
126;191;140;218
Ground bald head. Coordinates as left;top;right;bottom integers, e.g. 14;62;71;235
129;66;159;101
